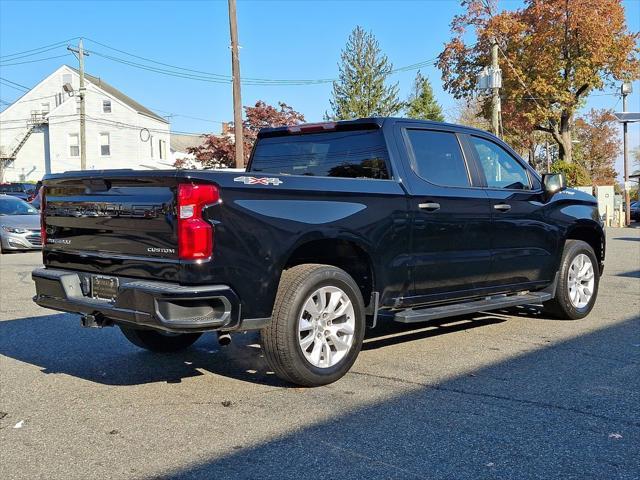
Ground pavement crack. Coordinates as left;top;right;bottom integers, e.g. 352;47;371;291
349;370;640;428
318;440;428;478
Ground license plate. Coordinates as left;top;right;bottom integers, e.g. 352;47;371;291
90;275;119;301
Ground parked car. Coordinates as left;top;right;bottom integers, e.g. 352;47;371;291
0;195;42;252
630;201;640;221
0;182;39;201
32;118;605;386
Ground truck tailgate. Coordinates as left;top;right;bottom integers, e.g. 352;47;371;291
43;173;180;280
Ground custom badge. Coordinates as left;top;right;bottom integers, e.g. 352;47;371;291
234;176;283;186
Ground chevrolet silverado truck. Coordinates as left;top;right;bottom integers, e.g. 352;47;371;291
32;118;605;386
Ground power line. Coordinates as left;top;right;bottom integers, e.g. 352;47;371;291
0;80;28;93
82;38;441;86
0;36;447;87
0;113;77;124
85;49;232;84
0;53;72;67
84;37;231;80
0;38;80;60
1;115;204;136
84;37;334;84
149;107;226;124
0;77;30;91
0;45;66;63
0;93;60;106
85;48;330;85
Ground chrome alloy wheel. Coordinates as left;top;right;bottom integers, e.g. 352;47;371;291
568;253;595;309
298;286;356;368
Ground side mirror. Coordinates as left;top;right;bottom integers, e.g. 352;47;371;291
542;173;566;195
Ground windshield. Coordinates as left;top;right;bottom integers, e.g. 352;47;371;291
0;196;39;215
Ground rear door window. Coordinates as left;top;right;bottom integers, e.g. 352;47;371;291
251;129;390;179
405;129;470;187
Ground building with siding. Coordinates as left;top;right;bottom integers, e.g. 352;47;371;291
0;65;170;182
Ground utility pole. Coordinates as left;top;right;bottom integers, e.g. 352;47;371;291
491;41;501;137
68;39;88;170
228;0;244;169
545;141;551;172
621;82;631;227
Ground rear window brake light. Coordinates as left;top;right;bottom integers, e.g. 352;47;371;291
287;122;336;134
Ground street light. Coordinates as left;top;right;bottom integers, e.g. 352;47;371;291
617;81;636;226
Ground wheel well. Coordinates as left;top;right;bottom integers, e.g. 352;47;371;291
284;239;374;307
566;226;604;272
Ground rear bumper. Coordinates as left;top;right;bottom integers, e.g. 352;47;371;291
32;268;268;333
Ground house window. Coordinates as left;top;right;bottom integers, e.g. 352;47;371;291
62;73;72;86
100;132;111;156
41;102;50;114
159;139;166;160
150;136;154;158
69;134;80;157
102;100;111;113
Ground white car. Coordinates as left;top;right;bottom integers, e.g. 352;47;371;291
0;195;42;252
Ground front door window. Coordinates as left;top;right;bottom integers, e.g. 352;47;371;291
470;136;530;190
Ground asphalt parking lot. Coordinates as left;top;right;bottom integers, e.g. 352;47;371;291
1;227;639;480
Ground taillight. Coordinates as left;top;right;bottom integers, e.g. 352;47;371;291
177;183;219;260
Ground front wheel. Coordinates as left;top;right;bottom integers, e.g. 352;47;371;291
543;240;600;320
261;264;366;387
120;326;202;352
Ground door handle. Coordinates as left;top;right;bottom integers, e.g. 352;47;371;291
494;203;512;212
419;202;440;212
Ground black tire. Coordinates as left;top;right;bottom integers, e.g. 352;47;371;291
543;240;600;320
120;326;202;353
261;264;366;387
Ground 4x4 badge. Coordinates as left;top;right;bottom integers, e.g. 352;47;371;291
234;176;283;186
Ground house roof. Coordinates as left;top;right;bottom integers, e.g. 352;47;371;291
69;66;168;123
170;133;207;152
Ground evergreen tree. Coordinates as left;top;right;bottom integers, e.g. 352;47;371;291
328;26;402;120
405;71;444;122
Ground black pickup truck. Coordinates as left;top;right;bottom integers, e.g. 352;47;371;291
32;118;605;386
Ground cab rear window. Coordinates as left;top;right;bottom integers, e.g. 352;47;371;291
251;129;390;179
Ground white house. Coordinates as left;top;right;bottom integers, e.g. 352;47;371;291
0;65;171;182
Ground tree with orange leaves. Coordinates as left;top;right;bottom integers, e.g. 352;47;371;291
177;100;305;169
438;0;639;163
573;108;620;185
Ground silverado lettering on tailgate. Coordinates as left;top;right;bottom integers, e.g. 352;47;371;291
46;203;170;219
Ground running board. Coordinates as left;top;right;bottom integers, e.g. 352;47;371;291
393;292;553;324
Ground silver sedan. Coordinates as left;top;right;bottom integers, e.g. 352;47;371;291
0;194;42;252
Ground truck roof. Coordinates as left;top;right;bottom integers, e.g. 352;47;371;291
258;117;493;138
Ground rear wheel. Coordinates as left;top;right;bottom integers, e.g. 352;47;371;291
543;240;599;320
261;264;365;387
120;326;202;352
